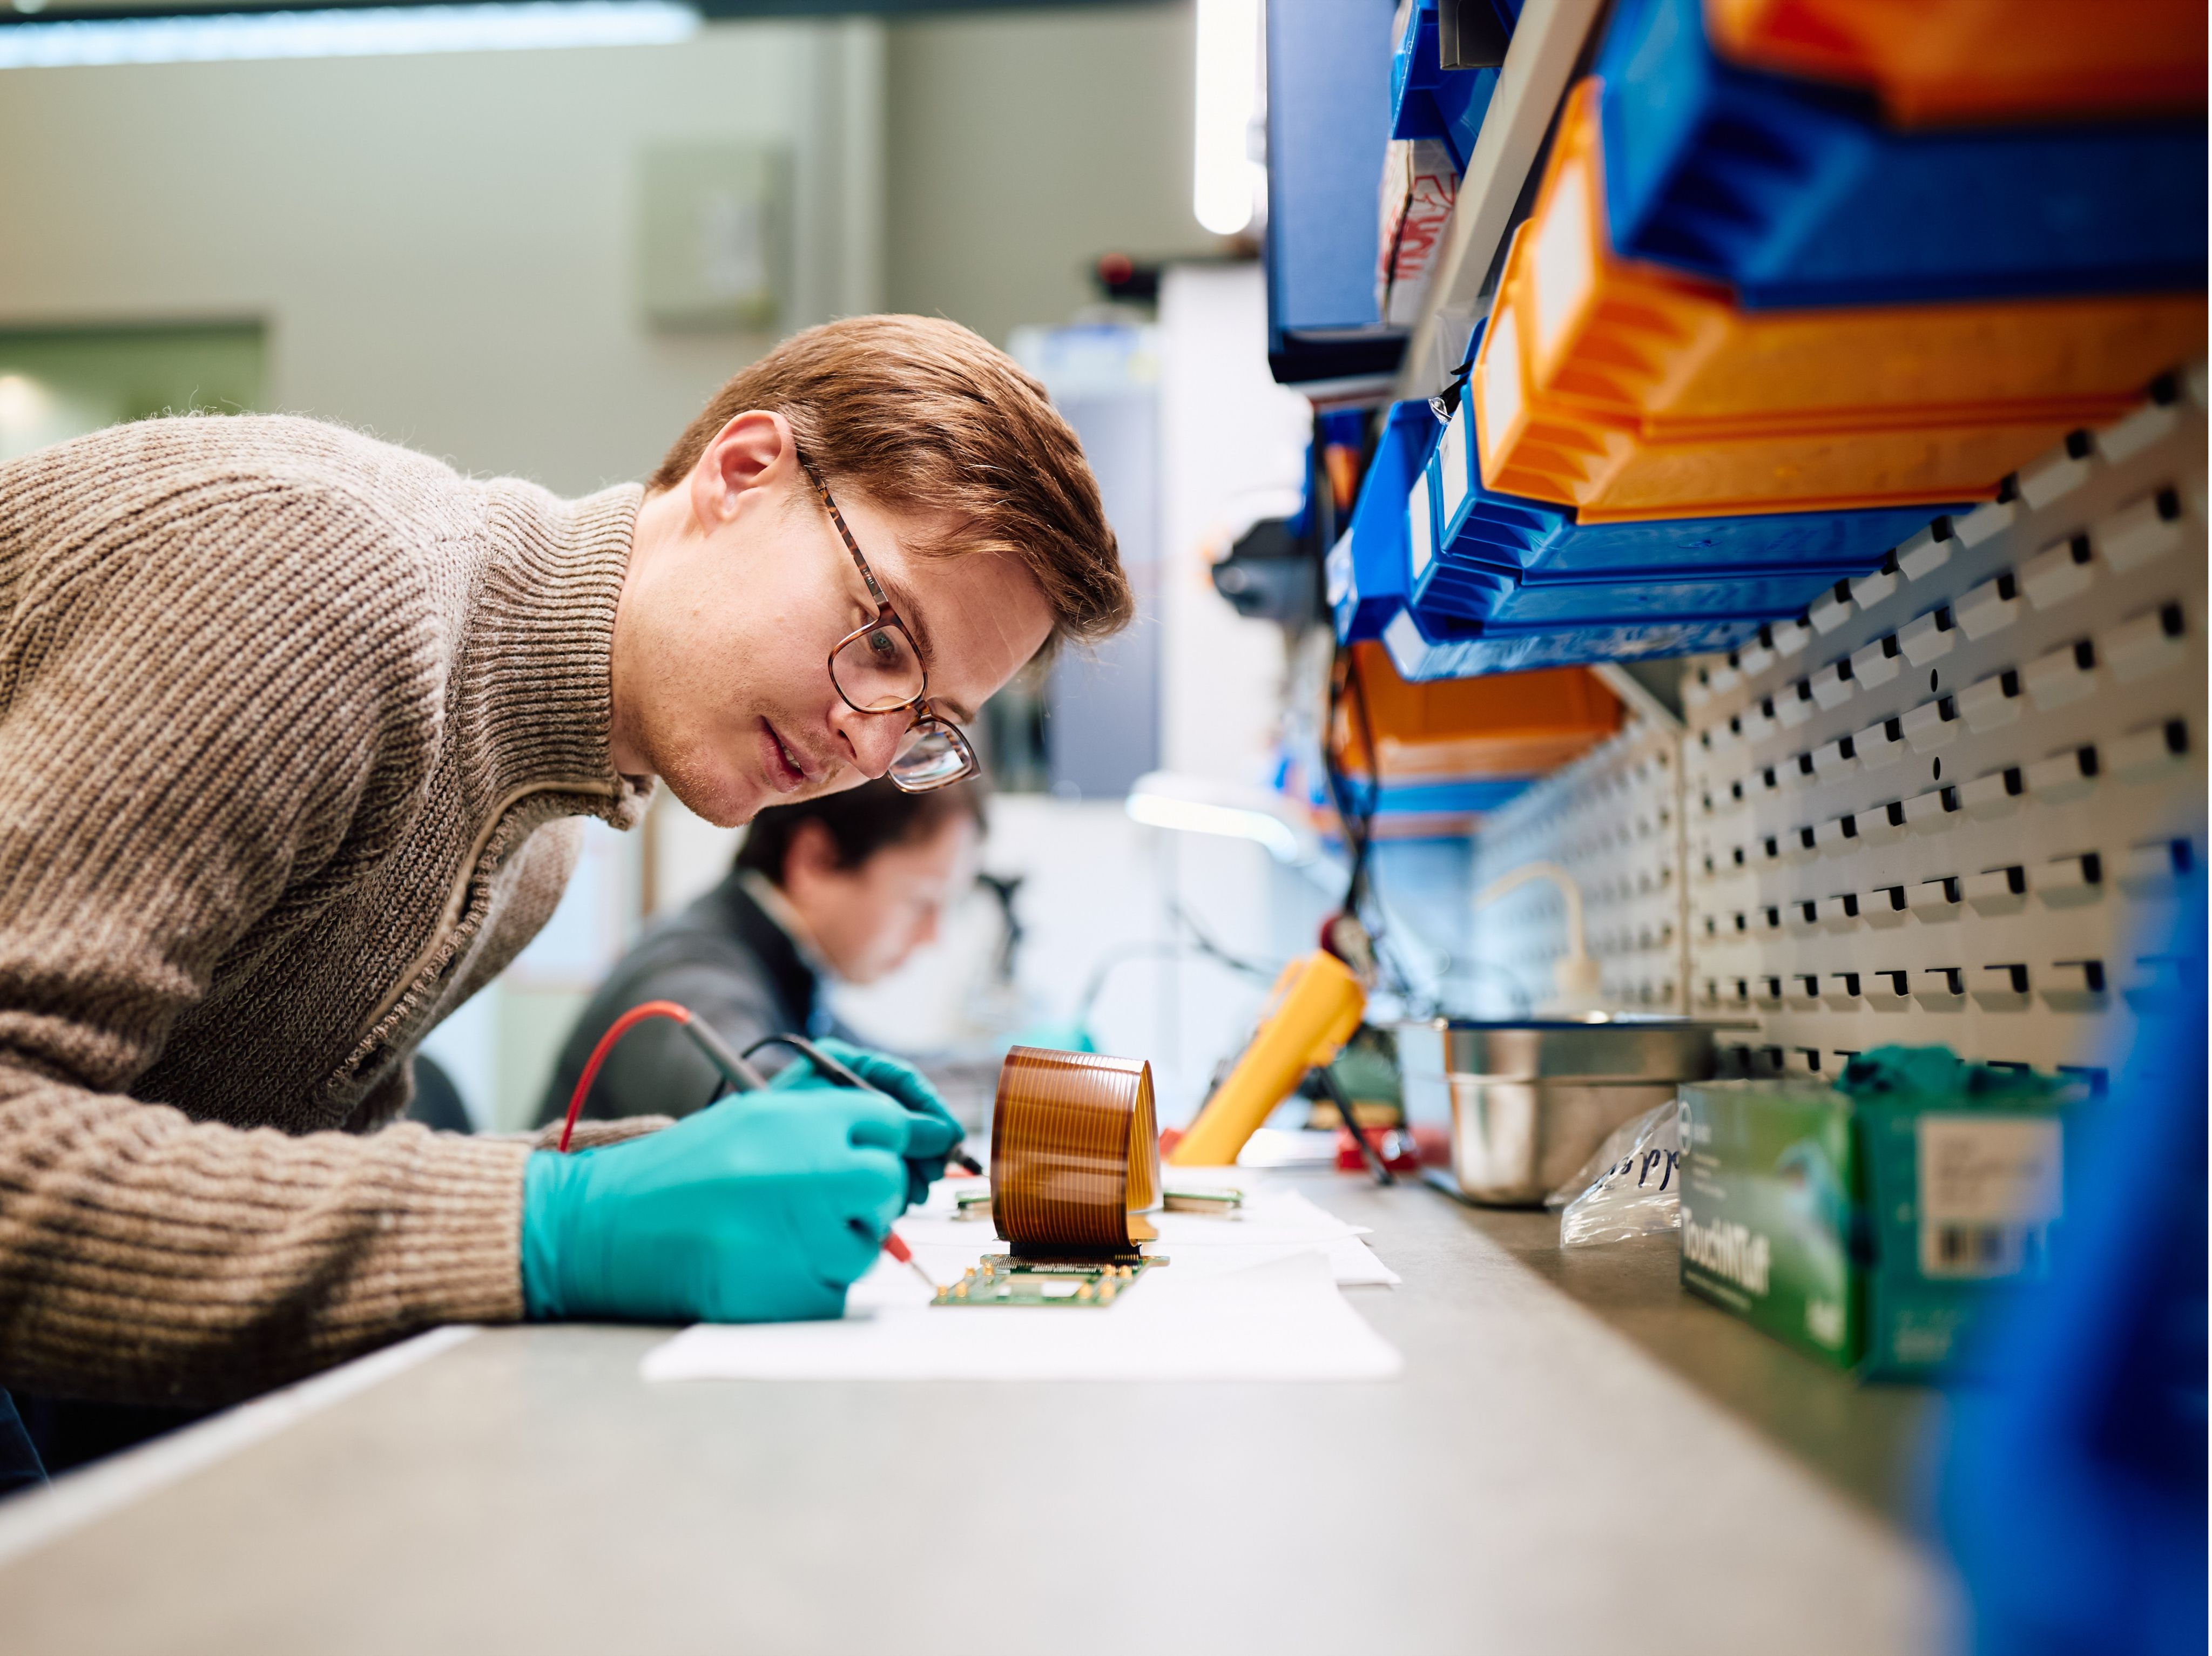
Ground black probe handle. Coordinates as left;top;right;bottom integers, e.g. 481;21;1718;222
740;1033;984;1175
1311;1063;1393;1186
679;1018;770;1093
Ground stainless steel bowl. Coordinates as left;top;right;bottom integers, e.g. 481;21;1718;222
1397;1017;1728;1207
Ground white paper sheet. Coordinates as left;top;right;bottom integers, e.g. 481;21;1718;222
640;1251;1402;1383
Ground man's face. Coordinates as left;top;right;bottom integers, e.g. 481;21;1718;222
611;411;1053;827
783;812;980;984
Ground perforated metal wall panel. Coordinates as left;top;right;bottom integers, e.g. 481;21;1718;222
1680;375;2206;1086
1468;720;1688;1015
1463;372;2206;1086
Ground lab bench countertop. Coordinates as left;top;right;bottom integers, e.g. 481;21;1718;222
0;1173;1953;1656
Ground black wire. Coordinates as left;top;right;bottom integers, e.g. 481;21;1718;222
1342;645;1385;917
1321;642;1424;1008
741;1032;869;1089
1165;898;1279;983
1073;918;1281;1031
1319;651;1373;914
1074;941;1197;1029
1310;1063;1392;1186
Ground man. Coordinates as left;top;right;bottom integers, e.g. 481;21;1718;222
0;315;1129;1420
539;778;983;1127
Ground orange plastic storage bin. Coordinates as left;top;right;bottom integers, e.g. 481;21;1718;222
1705;0;2207;127
1330;645;1623;781
1474;317;2080;520
1518;84;2203;434
1470;81;2202;520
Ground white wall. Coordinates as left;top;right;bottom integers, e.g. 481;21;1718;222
0;21;883;494
884;2;1221;349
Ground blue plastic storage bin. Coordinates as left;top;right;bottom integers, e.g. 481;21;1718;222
1388;0;1510;172
1327;400;1442;644
1301;763;1533;827
1412;344;1951;624
1379;598;1766;682
1449;565;1856;627
1348;774;1536;818
1519;504;1945;582
1369;776;1534;818
1417;468;1943;627
1595;0;2207;307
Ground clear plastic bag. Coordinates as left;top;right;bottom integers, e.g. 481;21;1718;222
1547;1101;1682;1248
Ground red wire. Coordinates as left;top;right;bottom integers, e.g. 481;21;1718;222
556;999;693;1152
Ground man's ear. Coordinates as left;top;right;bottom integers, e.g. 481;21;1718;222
689;410;797;530
781;817;840;890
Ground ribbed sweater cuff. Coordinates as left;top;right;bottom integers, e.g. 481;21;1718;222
353;1133;535;1330
0;1090;537;1406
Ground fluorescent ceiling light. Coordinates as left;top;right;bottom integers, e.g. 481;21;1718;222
0;1;699;69
1191;0;1261;236
1125;786;1306;865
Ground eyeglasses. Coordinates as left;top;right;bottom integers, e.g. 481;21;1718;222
801;458;980;794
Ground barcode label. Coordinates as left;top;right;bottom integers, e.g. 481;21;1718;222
1918;1116;2063;1280
1925;1221;2053;1281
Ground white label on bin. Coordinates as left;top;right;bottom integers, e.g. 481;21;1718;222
1917;1115;2062;1281
1437;405;1469;528
1324;529;1353;607
1407;469;1434;579
1479;303;1524;458
1531;157;1596;367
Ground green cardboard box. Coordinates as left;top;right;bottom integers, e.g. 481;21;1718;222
1678;1073;2076;1381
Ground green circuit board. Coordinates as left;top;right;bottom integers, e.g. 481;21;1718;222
930;1255;1160;1308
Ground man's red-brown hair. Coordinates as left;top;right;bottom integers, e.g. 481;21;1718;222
652;315;1131;647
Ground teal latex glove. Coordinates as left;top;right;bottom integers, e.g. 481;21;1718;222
521;1087;909;1324
768;1036;963;1208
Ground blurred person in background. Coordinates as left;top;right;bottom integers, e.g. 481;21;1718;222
539;779;983;1128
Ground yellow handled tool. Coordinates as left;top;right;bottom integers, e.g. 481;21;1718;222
1168;951;1366;1166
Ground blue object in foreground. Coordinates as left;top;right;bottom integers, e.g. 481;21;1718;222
1595;0;2207;307
1937;878;2208;1656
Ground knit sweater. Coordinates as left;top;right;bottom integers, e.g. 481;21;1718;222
0;414;660;1405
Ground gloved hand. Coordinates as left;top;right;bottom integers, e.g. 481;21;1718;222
521;1087;909;1324
767;1037;965;1209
